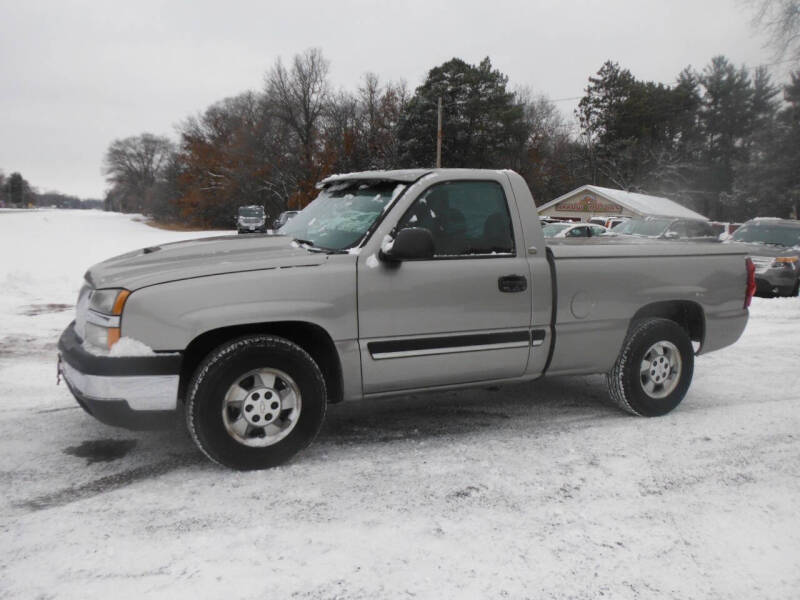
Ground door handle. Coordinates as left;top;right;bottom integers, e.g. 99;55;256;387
498;275;527;293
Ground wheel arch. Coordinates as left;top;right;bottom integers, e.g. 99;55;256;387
179;321;344;405
628;300;705;348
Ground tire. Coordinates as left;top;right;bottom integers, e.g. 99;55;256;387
186;335;327;470
607;318;694;417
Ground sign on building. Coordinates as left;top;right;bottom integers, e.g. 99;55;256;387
556;194;622;213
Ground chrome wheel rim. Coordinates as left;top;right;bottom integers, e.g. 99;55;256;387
639;341;682;399
222;368;301;447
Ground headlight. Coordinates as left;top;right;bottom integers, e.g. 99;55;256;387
771;257;798;269
89;288;130;315
85;288;130;350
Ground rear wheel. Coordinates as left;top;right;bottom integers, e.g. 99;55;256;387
186;335;326;470
607;318;694;417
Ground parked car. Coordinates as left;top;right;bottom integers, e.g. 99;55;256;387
237;205;266;234
273;210;300;231
613;217;717;241
727;217;800;297
710;221;743;241
605;216;631;230
57;169;752;470
542;222;610;238
587;215;630;229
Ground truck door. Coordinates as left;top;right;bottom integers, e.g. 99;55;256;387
356;178;532;393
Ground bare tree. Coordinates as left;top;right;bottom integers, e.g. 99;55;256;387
265;48;330;167
357;73;408;169
103;133;174;213
750;0;800;63
515;87;583;200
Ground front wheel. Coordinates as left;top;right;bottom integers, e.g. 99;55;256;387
607;318;694;417
185;335;327;470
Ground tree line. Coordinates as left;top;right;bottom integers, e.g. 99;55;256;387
103;48;800;227
0;171;103;209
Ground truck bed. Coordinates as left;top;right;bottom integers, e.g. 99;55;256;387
543;237;748;376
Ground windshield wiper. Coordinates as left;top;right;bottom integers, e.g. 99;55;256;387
292;238;347;254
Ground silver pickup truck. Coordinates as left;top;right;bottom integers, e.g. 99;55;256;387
58;169;754;470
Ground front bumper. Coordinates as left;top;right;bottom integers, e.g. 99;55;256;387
57;322;182;430
237;221;265;232
755;271;797;295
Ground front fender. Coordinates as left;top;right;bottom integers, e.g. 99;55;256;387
120;256;358;351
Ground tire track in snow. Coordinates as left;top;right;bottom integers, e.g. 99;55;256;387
16;453;203;512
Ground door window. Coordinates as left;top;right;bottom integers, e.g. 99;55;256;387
567;226;590;238
396;181;515;256
686;221;714;238
589;226;607;236
666;221;688;238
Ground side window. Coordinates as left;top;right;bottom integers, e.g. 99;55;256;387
567;226;589;238
667;221;688;238
590;226;606;236
687;221;713;238
396;181;515;256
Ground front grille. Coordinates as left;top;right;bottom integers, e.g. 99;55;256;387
750;256;773;273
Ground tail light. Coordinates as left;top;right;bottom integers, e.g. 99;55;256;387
745;257;756;309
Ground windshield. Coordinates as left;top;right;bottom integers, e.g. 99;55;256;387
731;222;800;247
541;223;570;237
614;218;673;237
279;181;406;251
239;207;264;218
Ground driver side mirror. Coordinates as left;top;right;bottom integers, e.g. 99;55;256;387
380;227;435;262
664;231;680;240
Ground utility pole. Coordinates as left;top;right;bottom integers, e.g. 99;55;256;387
436;96;442;168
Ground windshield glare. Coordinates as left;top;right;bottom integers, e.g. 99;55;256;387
279;181;406;250
615;218;672;237
731;222;800;247
542;223;570;237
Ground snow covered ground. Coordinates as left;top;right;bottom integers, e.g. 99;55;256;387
1;209;799;599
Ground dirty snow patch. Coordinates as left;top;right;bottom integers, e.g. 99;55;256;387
365;254;379;268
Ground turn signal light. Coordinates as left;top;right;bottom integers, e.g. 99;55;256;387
112;289;131;315
745;258;756;309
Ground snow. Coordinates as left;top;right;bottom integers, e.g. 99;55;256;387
365;253;379;268
1;209;800;598
109;337;156;357
380;234;394;253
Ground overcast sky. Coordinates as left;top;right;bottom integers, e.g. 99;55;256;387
0;0;779;199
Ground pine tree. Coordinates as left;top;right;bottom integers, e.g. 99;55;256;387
398;57;528;169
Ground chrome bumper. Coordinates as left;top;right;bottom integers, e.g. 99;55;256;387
59;359;179;411
57;322;182;430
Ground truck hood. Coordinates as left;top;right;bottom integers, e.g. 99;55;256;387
86;234;325;290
